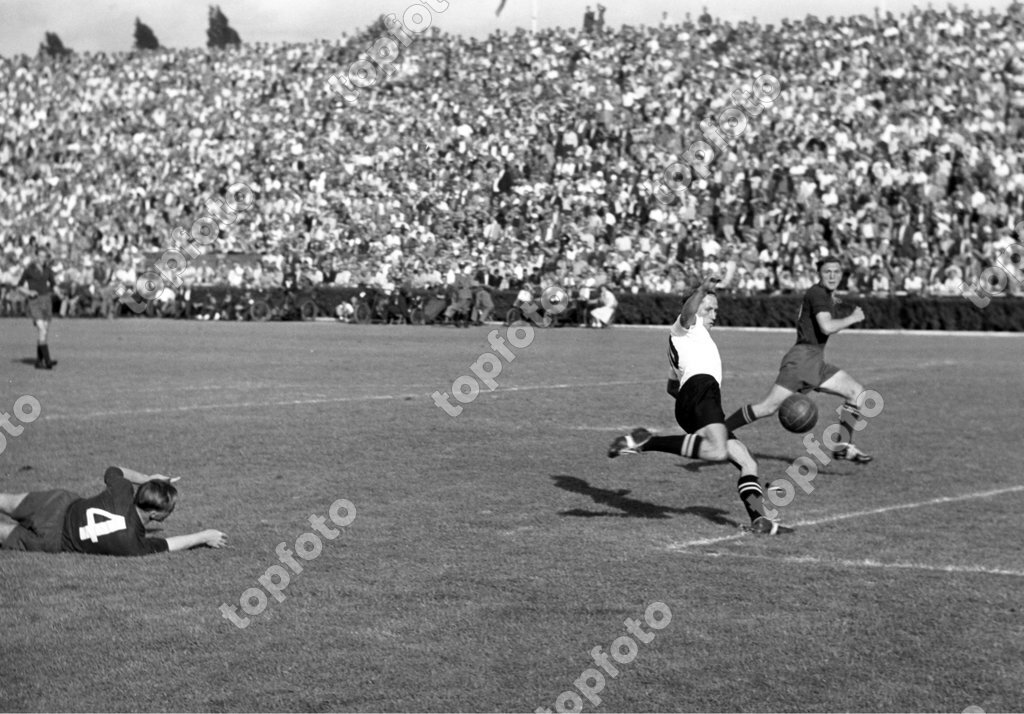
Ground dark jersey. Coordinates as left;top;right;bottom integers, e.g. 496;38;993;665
61;467;169;556
18;262;56;295
795;284;837;347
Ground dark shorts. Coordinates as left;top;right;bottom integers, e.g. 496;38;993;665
675;374;727;434
775;344;840;394
27;294;53;322
2;489;79;553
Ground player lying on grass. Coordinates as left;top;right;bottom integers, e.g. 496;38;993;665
723;255;874;463
0;466;227;556
608;272;789;535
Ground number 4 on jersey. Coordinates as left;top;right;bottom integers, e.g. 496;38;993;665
78;508;127;543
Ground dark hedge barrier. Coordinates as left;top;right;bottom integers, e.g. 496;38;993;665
134;285;1024;331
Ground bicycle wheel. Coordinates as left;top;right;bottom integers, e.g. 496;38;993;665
160;301;180;319
506;306;525;325
250;300;271;321
355;301;372;324
299;300;318;321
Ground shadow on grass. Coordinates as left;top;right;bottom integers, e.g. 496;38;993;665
12;358;38;366
551;475;742;526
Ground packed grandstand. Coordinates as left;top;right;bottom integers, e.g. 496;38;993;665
3;2;1024;318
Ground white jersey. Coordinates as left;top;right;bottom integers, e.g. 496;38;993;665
667;314;722;386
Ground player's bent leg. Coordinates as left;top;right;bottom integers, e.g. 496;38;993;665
614;423;728;462
724;438;782;532
0;493;29;517
607;427;653;458
752;383;794;418
818;370;865;404
725;438;757;477
37;320;56;369
693;423;729;462
818;371;873;463
0;521;17;543
724;436;770;524
725;383;793;432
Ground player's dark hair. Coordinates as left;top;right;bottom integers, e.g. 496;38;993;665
816;256;842;272
135;480;178;514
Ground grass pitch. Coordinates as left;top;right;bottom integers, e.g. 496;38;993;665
1;318;1022;712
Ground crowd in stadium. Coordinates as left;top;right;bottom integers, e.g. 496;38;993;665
3;1;1024;318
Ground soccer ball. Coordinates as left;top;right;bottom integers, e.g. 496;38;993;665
778;394;818;433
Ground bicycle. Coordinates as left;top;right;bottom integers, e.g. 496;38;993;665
505;301;553;328
249;288;320;321
352;287;390;324
406;294;427;325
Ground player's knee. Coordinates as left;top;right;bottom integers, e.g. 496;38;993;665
703;440;729;461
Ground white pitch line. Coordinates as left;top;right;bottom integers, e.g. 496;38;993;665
565;425;667;432
668;484;1024;551
483;380;653;394
669;532;747;549
788;485;1024;529
686;551;1024;578
40;380;657;421
42;393;418;420
616;325;1024;338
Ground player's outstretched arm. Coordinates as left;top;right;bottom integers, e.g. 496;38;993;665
814;306;866;335
165;530;227;552
117;467;180;486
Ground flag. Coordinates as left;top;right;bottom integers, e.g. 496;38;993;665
496;0;507;16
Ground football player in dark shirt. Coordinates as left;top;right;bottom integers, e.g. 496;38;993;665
16;246;58;369
0;466;227;556
723;256;874;463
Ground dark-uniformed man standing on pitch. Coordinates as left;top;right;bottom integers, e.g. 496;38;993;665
17;246;58;369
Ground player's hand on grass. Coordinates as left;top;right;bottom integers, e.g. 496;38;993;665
203;530;227;548
150;474;181;483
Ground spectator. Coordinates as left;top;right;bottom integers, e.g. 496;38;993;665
2;4;1024;303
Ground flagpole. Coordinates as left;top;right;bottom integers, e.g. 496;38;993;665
532;0;538;33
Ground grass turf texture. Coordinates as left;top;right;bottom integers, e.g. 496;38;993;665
1;319;1022;712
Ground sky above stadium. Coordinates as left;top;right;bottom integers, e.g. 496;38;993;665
0;0;1011;57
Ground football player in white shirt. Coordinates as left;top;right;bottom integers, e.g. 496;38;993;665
608;273;787;535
